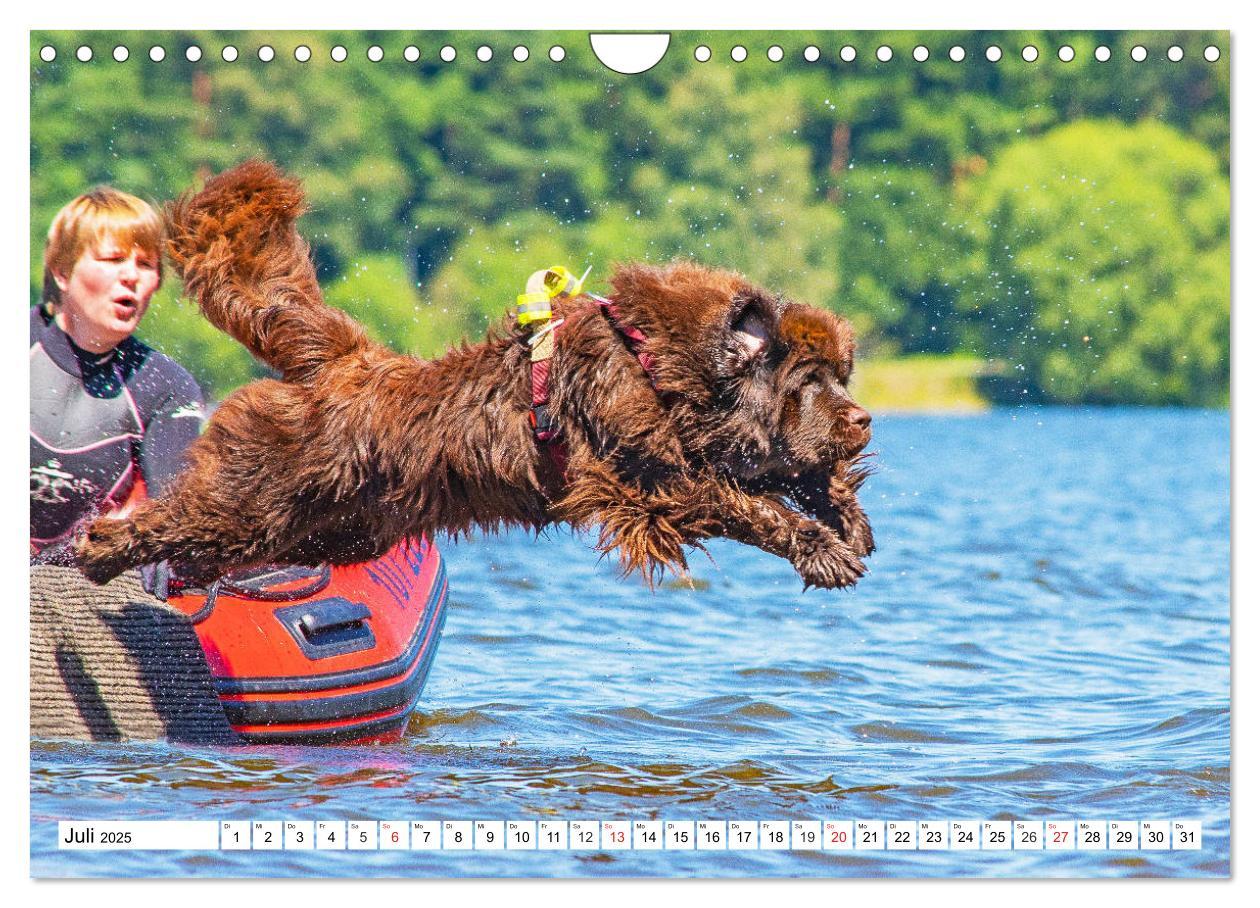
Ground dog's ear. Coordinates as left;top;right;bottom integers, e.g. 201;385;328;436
726;290;778;368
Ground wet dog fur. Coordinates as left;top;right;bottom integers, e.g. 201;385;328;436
75;161;874;589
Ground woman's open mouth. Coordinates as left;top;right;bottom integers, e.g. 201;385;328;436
111;297;139;319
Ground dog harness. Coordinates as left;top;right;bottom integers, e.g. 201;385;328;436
517;266;656;482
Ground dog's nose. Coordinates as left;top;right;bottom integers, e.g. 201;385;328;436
847;405;871;429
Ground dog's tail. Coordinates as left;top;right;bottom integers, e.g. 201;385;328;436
165;160;373;383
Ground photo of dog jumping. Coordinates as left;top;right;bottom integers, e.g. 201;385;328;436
74;161;874;590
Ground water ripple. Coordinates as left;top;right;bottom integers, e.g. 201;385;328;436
32;410;1230;878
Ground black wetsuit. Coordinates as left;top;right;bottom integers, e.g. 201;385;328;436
29;306;206;549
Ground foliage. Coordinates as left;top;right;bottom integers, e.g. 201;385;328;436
957;120;1229;405
30;29;1229;404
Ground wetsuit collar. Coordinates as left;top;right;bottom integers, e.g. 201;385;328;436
36;311;123;377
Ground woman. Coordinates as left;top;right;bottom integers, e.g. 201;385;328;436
30;187;204;555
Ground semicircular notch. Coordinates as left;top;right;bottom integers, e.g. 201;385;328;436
589;33;671;74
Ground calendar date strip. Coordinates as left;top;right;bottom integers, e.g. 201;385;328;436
58;819;1204;851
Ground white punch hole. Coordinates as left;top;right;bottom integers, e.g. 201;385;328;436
767;45;784;62
731;45;748;62
913;45;929;62
985;45;1002;62
1022;45;1039;62
694;45;711;63
440;45;456;62
258;45;275;63
222;46;238;62
112;46;129;63
1168;45;1184;62
1204;45;1220;62
512;46;528;62
876;45;893;62
549;45;566;62
294;45;311;63
840;45;856;62
149;46;165;62
803;45;820;62
331;45;348;63
589;33;668;73
477;46;493;62
949;46;965;62
184;46;201;62
404;46;420;62
1131;45;1148;62
76;45;93;62
367;46;384;62
39;46;56;63
1058;46;1074;62
1095;46;1111;62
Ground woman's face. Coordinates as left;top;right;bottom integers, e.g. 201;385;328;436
53;235;161;353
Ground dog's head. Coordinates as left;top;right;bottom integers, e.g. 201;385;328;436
607;262;871;479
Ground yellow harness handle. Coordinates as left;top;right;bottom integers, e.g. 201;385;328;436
516;265;589;328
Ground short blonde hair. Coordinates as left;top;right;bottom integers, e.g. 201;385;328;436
42;186;164;306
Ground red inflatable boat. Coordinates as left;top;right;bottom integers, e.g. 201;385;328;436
167;535;447;744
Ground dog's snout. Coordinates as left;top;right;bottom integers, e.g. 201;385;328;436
847;405;871;429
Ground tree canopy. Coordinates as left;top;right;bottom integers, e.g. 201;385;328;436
30;30;1229;405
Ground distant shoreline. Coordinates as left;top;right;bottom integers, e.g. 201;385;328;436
854;355;1230;412
853;354;993;412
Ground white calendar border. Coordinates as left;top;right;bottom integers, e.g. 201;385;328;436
12;0;1250;903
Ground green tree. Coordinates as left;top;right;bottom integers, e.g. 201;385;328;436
958;119;1228;405
30;29;1229;404
425;63;843;350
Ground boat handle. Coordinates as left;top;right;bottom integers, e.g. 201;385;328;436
298;599;372;638
274;597;377;659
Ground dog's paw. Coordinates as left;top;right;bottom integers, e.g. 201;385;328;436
840;504;876;558
73;518;140;585
827;470;875;558
791;523;867;590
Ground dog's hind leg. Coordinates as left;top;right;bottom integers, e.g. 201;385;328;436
75;383;351;584
278;507;403;567
75;479;327;585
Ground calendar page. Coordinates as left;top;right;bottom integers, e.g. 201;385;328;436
28;24;1229;880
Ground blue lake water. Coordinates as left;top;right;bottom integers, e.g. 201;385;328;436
30;408;1230;878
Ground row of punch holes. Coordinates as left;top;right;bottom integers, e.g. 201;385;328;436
39;44;565;64
728;43;1219;64
39;42;1222;66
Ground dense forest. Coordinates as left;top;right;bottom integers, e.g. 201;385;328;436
31;30;1229;406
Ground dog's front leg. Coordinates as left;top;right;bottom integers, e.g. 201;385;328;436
552;457;698;585
685;481;867;590
781;460;875;558
555;459;865;590
826;474;875;558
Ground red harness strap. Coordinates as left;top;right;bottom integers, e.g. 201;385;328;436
529;294;655;483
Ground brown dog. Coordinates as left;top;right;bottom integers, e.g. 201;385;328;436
75;161;874;589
